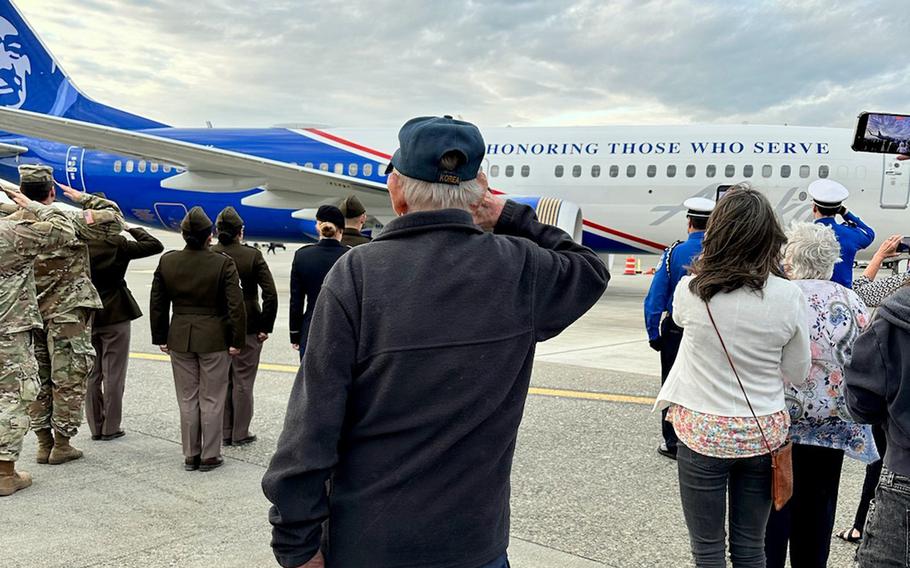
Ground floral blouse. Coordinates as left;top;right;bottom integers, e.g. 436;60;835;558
786;280;879;464
668;405;790;458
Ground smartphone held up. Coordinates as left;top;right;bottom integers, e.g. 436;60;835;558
853;112;910;155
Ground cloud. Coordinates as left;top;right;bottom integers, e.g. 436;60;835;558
15;0;910;129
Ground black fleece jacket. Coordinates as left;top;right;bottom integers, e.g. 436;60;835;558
846;286;910;476
261;201;609;568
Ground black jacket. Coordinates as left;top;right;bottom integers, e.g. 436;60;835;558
88;228;164;326
211;241;278;334
846;287;910;476
262;201;609;568
288;239;349;346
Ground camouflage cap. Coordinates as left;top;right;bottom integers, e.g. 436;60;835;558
216;206;244;231
18;164;54;184
180;206;213;233
339;195;366;218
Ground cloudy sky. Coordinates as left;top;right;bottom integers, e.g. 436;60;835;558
16;0;910;129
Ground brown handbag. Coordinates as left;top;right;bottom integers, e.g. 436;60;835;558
705;301;794;511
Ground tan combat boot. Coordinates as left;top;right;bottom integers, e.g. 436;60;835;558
0;460;32;496
48;432;83;465
35;428;54;464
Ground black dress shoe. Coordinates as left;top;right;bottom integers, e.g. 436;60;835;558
91;435;102;441
657;443;678;460
184;456;200;471
222;438;232;446
232;435;257;446
199;456;224;472
101;431;125;441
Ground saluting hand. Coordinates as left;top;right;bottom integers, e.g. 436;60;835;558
295;551;325;568
59;184;85;203
470;173;506;231
3;187;32;209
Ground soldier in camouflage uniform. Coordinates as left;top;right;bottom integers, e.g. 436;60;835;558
10;164;125;465
0;184;76;496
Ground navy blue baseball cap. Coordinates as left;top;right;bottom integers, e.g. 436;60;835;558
385;115;485;185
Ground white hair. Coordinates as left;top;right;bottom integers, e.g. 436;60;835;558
397;173;484;212
783;222;841;281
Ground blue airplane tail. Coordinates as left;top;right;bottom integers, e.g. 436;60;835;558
0;0;165;129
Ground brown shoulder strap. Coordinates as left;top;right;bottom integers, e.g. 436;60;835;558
704;301;774;456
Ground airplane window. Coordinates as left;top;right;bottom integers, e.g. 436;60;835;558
591;165;601;178
743;165;753;177
334;163;343;174
490;165;500;177
646;165;656;178
138;160;147;173
762;165;772;178
363;164;373;176
113;160;122;173
162;164;172;173
150;162;159;173
521;165;530;177
626;165;636;177
781;165;791;178
686;165;696;177
572;165;582;178
837;166;849;178
377;166;387;177
667;165;676;178
799;165;810;178
125;160;134;173
706;165;716;178
818;165;829;178
725;165;735;178
319;163;329;171
555;165;564;178
609;165;619;178
348;163;358;176
304;162;314;169
506;165;515;177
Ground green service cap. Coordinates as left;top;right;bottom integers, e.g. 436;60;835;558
216;206;244;231
339;195;366;218
180;206;213;233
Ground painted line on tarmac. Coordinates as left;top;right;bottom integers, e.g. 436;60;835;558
129;352;655;406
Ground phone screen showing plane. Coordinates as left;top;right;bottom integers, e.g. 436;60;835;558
856;113;910;154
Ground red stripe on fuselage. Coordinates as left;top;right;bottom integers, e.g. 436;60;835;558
304;131;665;252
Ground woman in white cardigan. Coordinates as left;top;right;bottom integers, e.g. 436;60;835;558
655;186;811;568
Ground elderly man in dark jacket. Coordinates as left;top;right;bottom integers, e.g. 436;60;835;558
262;116;609;568
846;286;910;567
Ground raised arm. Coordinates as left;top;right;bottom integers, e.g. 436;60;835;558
843;210;875;249
120;227;164;259
59;186;125;239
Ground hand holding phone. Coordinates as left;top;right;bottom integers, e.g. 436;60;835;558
898;236;910;254
853;112;910;154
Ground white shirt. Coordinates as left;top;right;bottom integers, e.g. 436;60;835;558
655;275;811;417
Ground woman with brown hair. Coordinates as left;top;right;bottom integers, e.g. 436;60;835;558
655;185;811;567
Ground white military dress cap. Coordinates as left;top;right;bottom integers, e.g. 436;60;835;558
807;179;849;207
683;197;716;218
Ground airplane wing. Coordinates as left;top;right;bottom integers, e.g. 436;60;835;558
0;107;389;205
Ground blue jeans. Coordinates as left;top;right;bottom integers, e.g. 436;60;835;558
856;468;910;567
477;553;509;568
677;444;773;567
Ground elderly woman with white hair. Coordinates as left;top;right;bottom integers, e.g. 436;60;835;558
764;222;879;568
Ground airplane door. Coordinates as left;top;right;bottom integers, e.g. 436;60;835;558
154;202;188;230
65;146;87;191
881;155;910;209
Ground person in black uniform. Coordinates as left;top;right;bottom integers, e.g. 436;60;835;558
149;207;246;472
211;206;278;447
289;205;348;359
339;195;371;247
86;226;164;441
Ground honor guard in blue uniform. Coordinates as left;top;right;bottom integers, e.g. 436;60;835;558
644;197;714;460
809;179;875;288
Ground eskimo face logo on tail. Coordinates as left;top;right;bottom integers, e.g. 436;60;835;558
0;17;29;109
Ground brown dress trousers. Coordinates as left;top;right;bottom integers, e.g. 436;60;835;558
170;350;231;460
223;333;263;442
86;320;131;437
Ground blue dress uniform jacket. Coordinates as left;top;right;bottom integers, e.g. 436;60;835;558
815;212;874;289
262;202;609;568
644;231;705;341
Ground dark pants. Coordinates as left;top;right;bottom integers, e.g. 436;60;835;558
476;553;509;568
853;424;888;532
677;444;773;568
86;320;131;437
765;444;845;568
856;469;910;568
659;317;683;449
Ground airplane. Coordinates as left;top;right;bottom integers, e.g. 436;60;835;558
0;0;907;256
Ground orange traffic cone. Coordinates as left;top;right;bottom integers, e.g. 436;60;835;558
624;256;636;275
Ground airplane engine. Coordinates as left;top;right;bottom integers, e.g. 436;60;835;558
508;196;583;242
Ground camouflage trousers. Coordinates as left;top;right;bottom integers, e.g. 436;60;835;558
29;309;94;438
0;332;40;462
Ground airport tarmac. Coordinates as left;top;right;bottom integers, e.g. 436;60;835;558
7;230;867;568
